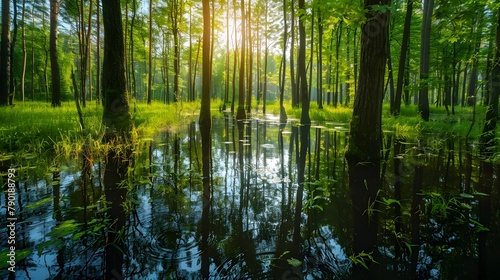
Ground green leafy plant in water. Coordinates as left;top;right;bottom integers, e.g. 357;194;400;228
349;251;378;270
422;191;490;232
303;183;330;212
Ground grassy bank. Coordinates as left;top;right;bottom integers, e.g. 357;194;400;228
0;100;488;157
264;101;486;139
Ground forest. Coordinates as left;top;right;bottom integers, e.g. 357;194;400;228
1;0;500;279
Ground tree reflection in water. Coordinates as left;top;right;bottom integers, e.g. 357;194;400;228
2;115;500;279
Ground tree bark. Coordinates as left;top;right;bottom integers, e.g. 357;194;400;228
200;0;212;276
297;0;310;125
101;0;132;141
147;0;153;104
345;0;388;257
21;0;26;102
236;0;247;120
0;0;11;106
419;0;434;121
50;0;61;107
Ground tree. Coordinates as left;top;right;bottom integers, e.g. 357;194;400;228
345;0;388;257
419;0;434;121
20;0;27;102
297;0;310;125
0;0;11;106
394;0;413;116
147;0;153;104
50;0;62;107
200;0;211;277
101;0;132;140
236;0;247;120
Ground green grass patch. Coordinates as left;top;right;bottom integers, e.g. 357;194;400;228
0;100;489;157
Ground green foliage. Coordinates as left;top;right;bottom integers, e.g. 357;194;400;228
422;191;490;232
0;249;32;269
349;251;378;270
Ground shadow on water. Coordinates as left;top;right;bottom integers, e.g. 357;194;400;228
2;114;500;279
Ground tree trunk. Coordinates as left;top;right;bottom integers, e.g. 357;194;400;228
96;2;101;104
297;0;310;125
21;0;26;102
50;0;61;107
199;1;212;275
279;0;288;123
101;0;132;141
147;0;153;104
419;0;434;121
345;0;388;257
394;0;412;115
290;0;298;107
9;0;18;105
246;4;253;115
317;3;323;109
0;0;11;106
236;0;247;120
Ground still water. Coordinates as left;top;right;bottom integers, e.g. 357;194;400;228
1;114;499;279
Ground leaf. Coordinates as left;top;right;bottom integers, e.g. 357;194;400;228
25;197;52;211
459;193;474;199
460;203;472;210
287;258;302;267
382;198;401;206
0;249;32;269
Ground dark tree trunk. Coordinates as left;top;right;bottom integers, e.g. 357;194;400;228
345;0;388;258
290;0;298;107
393;0;413;116
147;0;153;104
317;3;323;109
101;0;132;140
278;0;287;123
0;0;11;106
50;0;61;107
419;0;434;121
9;0;17;105
21;0;26;101
200;1;211;278
297;0;310;125
236;0;247;120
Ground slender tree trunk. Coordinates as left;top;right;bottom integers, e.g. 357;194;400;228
334;22;342;108
245;4;253;115
9;0;18;105
20;0;26;102
279;0;287;122
96;2;101;104
317;3;323;109
419;0;434;121
236;0;247;120
394;0;413;115
297;0;310;125
50;0;61;107
200;6;212;276
147;0;153;104
31;7;34;100
290;0;298;107
0;0;11;106
224;2;229;105
130;0;137;99
262;1;269;114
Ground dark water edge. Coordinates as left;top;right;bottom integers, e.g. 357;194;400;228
1;114;499;279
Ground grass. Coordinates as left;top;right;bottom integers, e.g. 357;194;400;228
0;99;489;158
0;100;220;159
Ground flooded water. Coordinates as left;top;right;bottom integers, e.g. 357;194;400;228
1;114;499;279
